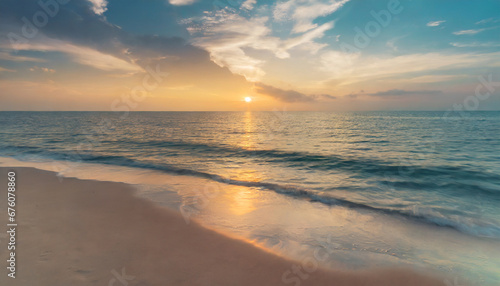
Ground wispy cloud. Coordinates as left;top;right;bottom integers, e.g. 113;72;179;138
29;66;55;73
0;66;16;72
314;93;336;100
7;38;143;72
450;42;500;48
255;83;314;102
168;0;197;6
0;51;45;62
427;20;445;27
319;49;360;77
393;74;466;84
385;36;407;52
386;40;398;52
320;50;500;86
453;28;486;35
367;89;442;97
475;18;500;25
283;21;334;53
273;0;349;33
255;83;335;102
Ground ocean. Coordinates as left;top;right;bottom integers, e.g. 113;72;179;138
1;111;499;285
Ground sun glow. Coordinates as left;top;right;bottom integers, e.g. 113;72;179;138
244;97;252;103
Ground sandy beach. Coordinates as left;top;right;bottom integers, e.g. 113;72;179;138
0;167;447;286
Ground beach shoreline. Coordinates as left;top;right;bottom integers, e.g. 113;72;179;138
0;167;447;285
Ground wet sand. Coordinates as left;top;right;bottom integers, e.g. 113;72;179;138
0;167;446;286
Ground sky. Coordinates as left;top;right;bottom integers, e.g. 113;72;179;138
0;0;499;111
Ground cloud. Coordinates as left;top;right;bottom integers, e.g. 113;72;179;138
319;49;360;76
273;0;349;33
367;89;442;97
87;0;108;15
313;93;336;100
187;13;283;81
284;21;333;53
185;9;334;81
450;42;500;48
392;74;466;84
385;35;407;53
453;28;486;35
8;37;143;72
255;83;313;102
29;66;55;73
320;50;500;86
427;20;445;27
254;83;335;102
475;18;500;25
0;66;16;72
168;0;197;6
0;51;45;62
241;0;257;10
386;39;398;52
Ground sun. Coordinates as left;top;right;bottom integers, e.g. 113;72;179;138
244;97;252;103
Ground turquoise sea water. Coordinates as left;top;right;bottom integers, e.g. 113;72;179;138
1;111;499;284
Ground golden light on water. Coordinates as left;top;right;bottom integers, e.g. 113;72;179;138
239;111;254;149
229;186;258;216
244;97;252;103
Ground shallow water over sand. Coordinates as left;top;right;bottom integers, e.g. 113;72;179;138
2;156;499;285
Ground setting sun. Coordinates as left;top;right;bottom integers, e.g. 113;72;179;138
244;97;252;103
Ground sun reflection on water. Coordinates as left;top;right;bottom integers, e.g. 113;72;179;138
239;111;255;150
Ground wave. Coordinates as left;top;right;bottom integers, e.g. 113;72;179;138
2;142;500;198
108;139;500;183
1;146;500;239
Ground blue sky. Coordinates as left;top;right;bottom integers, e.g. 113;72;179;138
0;0;499;110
